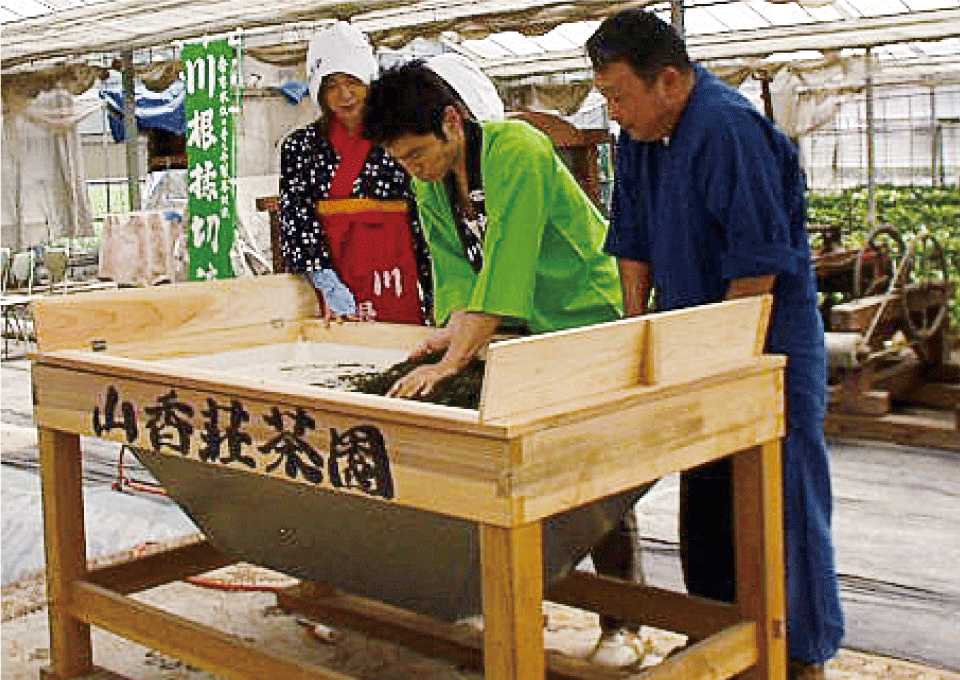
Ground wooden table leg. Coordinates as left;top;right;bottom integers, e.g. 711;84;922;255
39;427;93;679
480;522;545;680
733;440;788;680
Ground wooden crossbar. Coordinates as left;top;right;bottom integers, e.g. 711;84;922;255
70;581;352;680
547;571;740;642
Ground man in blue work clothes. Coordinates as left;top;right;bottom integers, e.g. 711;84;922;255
586;10;844;679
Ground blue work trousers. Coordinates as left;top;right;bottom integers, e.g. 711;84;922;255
680;303;844;664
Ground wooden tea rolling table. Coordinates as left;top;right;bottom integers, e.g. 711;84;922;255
31;274;787;680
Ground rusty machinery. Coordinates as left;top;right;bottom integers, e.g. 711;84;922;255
811;223;955;419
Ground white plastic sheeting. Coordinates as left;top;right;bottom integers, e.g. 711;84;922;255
3;0;959;73
2;89;99;250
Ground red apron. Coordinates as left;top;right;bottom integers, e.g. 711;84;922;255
321;205;424;324
320;122;423;324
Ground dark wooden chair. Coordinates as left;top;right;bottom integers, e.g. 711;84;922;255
508;110;613;211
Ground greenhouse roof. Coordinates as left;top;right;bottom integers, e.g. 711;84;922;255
2;0;958;76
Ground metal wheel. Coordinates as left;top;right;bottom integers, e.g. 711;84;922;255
898;232;950;341
854;225;906;298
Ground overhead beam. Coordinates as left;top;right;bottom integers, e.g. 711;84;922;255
478;7;960;78
355;0;658;47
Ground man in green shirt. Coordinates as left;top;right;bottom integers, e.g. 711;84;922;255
364;63;647;667
362;61;623;399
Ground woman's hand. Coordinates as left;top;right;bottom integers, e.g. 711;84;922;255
309;269;357;321
312;285;336;322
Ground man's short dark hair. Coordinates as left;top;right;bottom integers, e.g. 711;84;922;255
362;60;461;146
586;9;693;84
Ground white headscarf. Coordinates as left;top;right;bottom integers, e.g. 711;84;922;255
306;21;378;107
426;53;505;121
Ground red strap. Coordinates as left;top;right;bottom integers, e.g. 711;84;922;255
328;117;373;199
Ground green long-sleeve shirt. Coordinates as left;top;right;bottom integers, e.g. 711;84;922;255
413;119;623;334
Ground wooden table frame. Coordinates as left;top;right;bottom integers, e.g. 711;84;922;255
32;275;787;680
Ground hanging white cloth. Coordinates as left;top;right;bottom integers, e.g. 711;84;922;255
98;210;178;286
1;88;100;250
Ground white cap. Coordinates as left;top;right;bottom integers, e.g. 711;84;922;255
426;52;505;121
306;21;378;107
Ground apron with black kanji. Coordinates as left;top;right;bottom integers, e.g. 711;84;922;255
320;119;423;324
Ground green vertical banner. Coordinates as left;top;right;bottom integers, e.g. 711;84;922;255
183;38;242;281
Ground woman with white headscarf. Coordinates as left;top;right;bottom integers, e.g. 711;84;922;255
279;21;432;323
279;22;505;323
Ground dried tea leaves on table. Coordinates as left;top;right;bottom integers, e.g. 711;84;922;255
343;350;484;409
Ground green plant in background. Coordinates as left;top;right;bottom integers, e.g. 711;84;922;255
807;185;960;335
46;234;102;251
87;182;132;223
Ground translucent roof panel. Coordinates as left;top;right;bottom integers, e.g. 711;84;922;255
529;32;578;53
803;4;846;21
459;38;511;60
838;0;909;17
682;7;732;35
1;0;58;20
702;2;772;31
747;1;817;26
455;0;959;73
903;0;959;9
550;21;601;45
2;0;959;72
0;0;108;21
43;0;89;8
878;42;925;59
916;36;960;55
485;32;543;56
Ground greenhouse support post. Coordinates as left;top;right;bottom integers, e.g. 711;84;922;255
929;85;937;187
865;47;876;226
671;0;684;38
121;49;141;212
760;74;775;122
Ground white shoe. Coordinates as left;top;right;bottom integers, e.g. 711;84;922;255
456;614;485;631
588;629;646;668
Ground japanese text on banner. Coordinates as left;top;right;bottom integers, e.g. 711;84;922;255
183;39;241;281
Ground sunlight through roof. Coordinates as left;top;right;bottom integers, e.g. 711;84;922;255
2;0;958;77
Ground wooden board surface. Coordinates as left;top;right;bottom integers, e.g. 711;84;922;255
31;274;318;353
33;349;487;431
480;314;648;422
39;428;94;678
299;319;435;351
641;295;772;386
31;282;787;525
825;411;959;451
32;360;519;525
480;523;545;680
480;295;773;423
71;582;353;680
512;359;785;522
32;352;786;526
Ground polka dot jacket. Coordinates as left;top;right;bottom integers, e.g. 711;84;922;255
278;120;434;320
